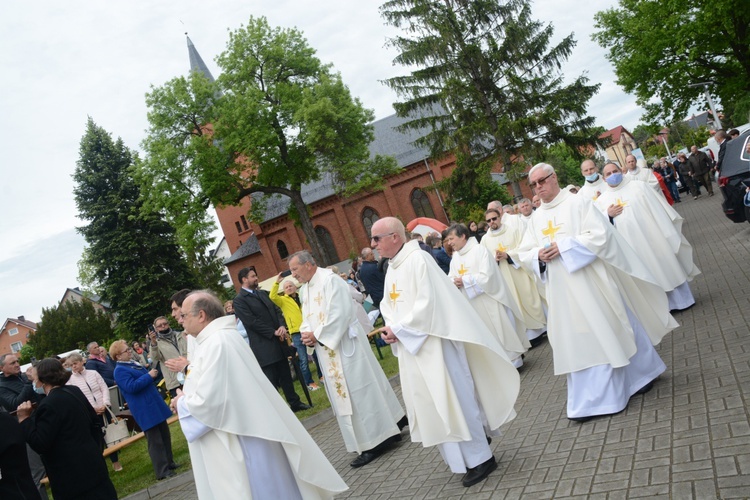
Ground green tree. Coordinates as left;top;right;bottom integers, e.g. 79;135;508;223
593;0;750;126
538;142;586;188
74;118;198;336
381;0;601;212
26;300;115;359
138;17;398;266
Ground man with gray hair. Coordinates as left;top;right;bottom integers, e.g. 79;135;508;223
518;163;677;422
289;251;406;468
372;216;520;487
173;290;347;499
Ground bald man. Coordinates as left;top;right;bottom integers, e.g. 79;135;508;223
373;216;519;488
577;159;604;201
174;291;347;498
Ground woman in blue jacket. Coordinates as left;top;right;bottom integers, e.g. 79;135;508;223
110;340;178;480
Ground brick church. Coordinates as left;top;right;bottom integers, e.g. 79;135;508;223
186;37;530;288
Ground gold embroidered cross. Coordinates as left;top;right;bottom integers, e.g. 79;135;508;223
496;242;508;253
457;264;468;276
615;198;627;207
314;292;323;306
541;220;561;241
388;283;400;302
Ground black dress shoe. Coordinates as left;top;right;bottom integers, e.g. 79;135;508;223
168;463;181;470
568;415;593;423
462;456;497;487
529;333;547;349
350;450;380;468
291;402;312;412
397;415;409;430
635;381;654;395
158;471;177;480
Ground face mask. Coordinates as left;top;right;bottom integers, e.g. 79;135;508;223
605;173;623;186
584;173;599;182
157;327;170;335
65;367;72;372
34;383;45;395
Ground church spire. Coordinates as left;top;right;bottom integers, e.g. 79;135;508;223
186;34;215;82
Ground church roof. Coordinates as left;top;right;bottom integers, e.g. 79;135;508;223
187;35;215;82
224;234;262;265
254;112;433;222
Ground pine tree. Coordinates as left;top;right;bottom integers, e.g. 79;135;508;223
74;118;198;335
381;0;601;212
28;300;115;358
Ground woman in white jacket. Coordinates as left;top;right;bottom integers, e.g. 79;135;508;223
64;352;123;471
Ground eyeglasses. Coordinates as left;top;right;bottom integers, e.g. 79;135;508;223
371;232;395;243
485;216;498;223
529;172;554;188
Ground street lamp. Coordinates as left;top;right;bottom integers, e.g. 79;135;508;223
687;82;723;130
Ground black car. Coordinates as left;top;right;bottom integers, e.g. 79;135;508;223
718;130;750;223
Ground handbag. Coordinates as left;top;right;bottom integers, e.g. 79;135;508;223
103;406;130;446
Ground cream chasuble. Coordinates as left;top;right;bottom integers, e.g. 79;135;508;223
481;226;547;332
517;189;678;375
300;267;404;454
625;167;661;195
178;316;348;499
577;175;605;202
448;237;529;358
380;241;519;448
595;176;700;293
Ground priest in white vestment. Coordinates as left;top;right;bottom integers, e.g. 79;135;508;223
444;223;529;368
625;154;661;195
577;159;605;202
172;291;348;500
516;198;534;232
371;217;520;488
480;208;547;346
289;251;406;469
517;163;679;422
595;163;700;311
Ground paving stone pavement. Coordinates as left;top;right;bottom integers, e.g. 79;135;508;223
136;193;750;500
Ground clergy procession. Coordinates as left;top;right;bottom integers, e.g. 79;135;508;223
5;158;710;499
169;158;700;497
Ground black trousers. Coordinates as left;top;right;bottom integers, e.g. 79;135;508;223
262;358;302;407
144;420;174;479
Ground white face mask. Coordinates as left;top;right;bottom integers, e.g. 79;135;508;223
34;382;45;395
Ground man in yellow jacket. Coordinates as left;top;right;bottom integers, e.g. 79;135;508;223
270;273;320;391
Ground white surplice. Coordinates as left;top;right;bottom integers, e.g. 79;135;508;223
481;225;547;339
595;176;700;310
517;189;677;416
300;267;404;454
177;316;347;500
380;241;520;472
625;166;661;195
577;175;605;202
448;237;529;363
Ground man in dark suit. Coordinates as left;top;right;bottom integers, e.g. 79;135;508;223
715;130;728;173
233;267;310;412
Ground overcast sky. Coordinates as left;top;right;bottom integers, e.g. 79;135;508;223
0;0;639;324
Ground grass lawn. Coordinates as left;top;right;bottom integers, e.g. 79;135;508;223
77;341;399;498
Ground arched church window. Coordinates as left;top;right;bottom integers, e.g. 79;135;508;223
362;207;380;237
277;240;289;260
314;226;340;265
411;189;435;218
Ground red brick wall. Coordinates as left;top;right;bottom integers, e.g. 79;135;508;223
221;154;526;289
